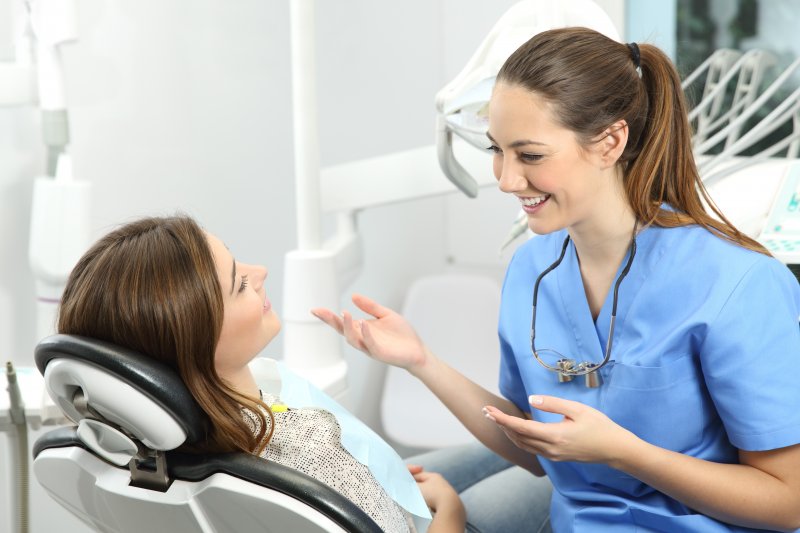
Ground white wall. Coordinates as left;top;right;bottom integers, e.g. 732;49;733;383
0;1;626;531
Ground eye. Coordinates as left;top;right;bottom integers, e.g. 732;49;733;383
238;274;249;293
486;145;501;154
520;153;543;163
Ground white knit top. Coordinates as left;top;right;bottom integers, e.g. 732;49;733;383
243;393;415;533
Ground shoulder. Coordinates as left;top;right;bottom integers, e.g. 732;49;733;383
650;224;799;308
653;224;761;272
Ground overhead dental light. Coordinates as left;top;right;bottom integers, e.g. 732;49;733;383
435;0;621;199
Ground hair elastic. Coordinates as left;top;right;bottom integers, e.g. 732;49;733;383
627;42;641;69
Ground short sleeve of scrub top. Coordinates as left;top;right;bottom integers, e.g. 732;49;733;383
699;254;800;450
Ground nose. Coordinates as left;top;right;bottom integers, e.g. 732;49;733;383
495;156;527;194
243;263;268;290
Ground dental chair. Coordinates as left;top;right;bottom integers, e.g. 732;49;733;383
31;334;383;533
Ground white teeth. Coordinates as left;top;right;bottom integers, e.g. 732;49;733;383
520;195;550;207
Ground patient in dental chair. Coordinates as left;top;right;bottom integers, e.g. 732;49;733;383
56;215;465;533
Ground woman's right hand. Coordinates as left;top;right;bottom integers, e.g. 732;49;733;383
311;293;430;371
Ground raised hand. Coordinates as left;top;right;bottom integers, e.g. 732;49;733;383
311;293;429;371
482;395;638;466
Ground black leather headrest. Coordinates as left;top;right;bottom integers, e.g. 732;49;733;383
35;334;211;444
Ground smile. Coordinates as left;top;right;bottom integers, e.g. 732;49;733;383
517;194;550;213
519;195;550;207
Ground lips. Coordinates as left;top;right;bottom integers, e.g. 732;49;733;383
263;293;271;313
519;194;550;207
519;194;550;213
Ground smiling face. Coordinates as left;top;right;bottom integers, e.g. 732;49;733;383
488;83;626;236
206;232;281;377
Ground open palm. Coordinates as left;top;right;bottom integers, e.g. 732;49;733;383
311;293;428;370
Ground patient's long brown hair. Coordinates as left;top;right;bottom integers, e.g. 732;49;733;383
497;27;768;255
58;215;273;454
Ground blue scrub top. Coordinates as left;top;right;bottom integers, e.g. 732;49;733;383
499;223;800;532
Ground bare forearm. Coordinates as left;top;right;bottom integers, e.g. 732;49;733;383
613;439;800;531
411;349;545;475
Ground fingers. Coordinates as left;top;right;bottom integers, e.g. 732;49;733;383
483;406;535;434
310;304;378;355
352;293;392;319
406;464;424;475
412;471;433;482
310;308;344;335
360;320;378;352
483;405;555;448
342;311;366;351
528;394;582;419
483;405;551;455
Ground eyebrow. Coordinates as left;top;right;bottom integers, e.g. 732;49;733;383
486;132;548;148
230;257;236;295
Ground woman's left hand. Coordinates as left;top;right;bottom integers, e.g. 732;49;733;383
408;465;466;532
483;395;638;466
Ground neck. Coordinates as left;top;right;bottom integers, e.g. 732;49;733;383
217;365;260;400
568;171;637;268
570;209;637;267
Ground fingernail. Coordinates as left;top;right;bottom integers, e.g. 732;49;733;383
484;413;496;422
529;395;543;405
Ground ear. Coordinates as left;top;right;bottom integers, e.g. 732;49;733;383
593;120;629;169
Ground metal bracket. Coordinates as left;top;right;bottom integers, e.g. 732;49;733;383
73;387;173;491
129;449;172;492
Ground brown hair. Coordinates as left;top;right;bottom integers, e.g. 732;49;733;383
497;27;768;255
58;215;274;454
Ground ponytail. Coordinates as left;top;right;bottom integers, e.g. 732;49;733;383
629;44;768;254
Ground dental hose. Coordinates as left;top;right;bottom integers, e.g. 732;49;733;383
5;362;29;533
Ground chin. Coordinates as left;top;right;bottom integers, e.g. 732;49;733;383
264;323;281;347
527;220;561;236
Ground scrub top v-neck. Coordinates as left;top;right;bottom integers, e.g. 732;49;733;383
499;223;800;532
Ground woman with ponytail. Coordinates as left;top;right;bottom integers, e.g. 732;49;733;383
315;27;800;532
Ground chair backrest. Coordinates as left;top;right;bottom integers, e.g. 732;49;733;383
381;274;502;449
33;334;383;533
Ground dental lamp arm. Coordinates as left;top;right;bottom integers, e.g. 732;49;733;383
437;116;479;198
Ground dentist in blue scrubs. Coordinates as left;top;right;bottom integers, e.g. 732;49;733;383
314;27;800;532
